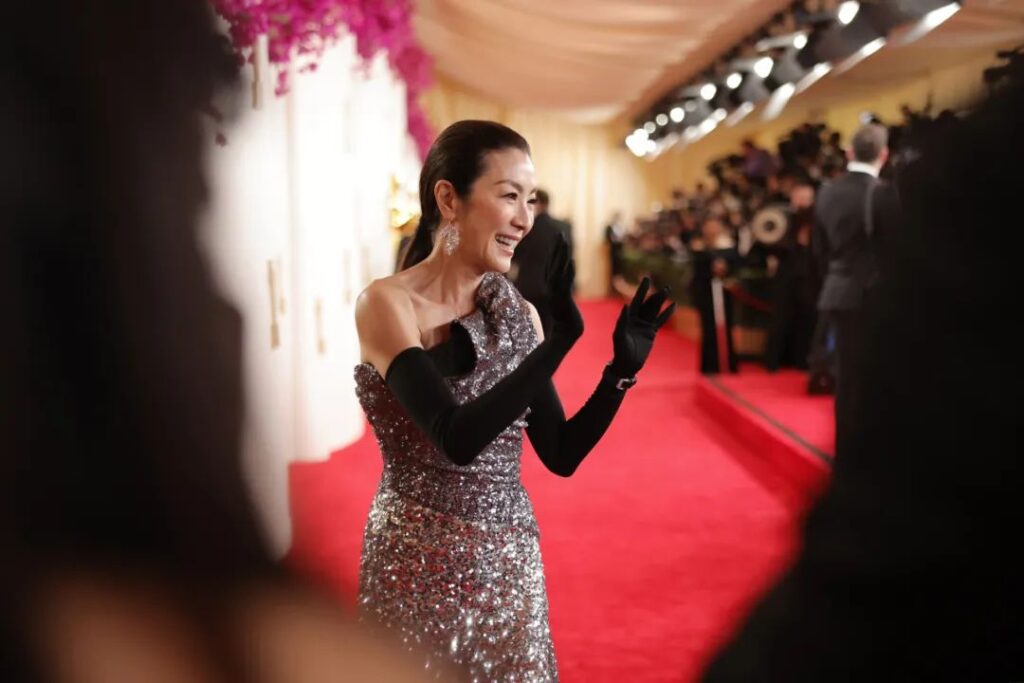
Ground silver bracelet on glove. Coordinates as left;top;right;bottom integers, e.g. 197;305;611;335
604;362;638;391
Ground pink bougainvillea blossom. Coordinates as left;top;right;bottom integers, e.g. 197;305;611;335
210;0;435;158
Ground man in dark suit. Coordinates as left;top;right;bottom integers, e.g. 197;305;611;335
510;189;574;335
812;123;899;443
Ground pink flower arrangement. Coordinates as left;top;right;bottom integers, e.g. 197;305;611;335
211;0;435;158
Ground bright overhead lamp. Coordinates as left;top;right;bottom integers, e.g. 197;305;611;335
670;106;685;122
754;56;774;79
837;1;860;25
625;132;647;157
756;32;809;52
655;113;669;126
643;121;656;134
726;72;743;89
700;83;718;100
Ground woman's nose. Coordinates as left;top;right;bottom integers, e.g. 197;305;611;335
514;203;532;232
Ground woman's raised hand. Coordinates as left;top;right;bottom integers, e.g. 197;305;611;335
609;277;676;378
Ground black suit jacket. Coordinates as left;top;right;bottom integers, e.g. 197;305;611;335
813;171;899;311
553;216;574;257
510;213;570;335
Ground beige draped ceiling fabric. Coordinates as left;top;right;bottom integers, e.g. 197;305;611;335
414;0;790;121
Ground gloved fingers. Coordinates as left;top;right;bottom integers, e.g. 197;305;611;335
630;277;651;316
639;287;669;319
654;301;677;329
614;303;630;329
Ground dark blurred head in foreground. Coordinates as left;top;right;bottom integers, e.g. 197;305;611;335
1;0;267;585
1;5;443;682
704;56;1024;681
0;1;274;679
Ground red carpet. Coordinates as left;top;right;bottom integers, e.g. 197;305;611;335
288;299;814;682
695;368;833;493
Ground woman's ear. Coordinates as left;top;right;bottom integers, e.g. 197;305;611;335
434;179;457;222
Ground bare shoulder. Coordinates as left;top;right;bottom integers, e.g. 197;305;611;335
355;276;421;372
355;276;410;322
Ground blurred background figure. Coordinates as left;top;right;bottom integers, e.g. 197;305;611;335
741;139;778;186
689;216;738;374
0;2;440;682
813;123;901;444
510;188;574;334
604;211;626;294
763;178;818;372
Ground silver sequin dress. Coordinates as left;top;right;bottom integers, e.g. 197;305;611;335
354;272;558;682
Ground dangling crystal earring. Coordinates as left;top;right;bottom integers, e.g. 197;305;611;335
441;220;460;256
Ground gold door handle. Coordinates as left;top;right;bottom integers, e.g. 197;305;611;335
267;259;281;349
315;297;326;356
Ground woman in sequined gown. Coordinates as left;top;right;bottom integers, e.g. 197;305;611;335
354;121;675;682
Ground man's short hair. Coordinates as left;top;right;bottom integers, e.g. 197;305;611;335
535;189;550;207
850;123;888;163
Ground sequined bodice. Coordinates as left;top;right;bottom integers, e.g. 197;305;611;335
354;272;541;528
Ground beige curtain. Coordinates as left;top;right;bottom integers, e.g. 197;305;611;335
423;77;653;298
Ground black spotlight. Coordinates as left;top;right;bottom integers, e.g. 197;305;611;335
737;73;771;104
764;48;807;90
812;14;885;64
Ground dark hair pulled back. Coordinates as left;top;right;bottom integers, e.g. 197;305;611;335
400;120;530;270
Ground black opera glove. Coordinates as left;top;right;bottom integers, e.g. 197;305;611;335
609;277;676;379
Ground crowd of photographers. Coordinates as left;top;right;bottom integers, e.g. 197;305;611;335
608;105;950;379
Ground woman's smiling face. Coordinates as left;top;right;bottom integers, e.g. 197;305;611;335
451;147;537;273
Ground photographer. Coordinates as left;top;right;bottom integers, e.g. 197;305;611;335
690;216;739;374
764;179;818;371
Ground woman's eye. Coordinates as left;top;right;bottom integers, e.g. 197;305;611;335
527;198;538;205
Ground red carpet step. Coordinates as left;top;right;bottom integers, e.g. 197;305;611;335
695;369;832;494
